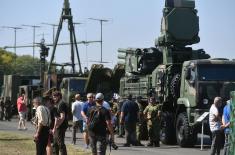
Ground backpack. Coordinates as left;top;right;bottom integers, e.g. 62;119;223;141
87;106;102;131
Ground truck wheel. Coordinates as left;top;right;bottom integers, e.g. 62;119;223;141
170;74;181;98
176;112;197;147
160;112;176;144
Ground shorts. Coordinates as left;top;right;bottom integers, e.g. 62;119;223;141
19;112;26;121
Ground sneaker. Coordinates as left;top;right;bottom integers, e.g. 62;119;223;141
23;127;27;130
84;144;89;149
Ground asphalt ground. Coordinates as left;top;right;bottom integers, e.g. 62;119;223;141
0;118;215;155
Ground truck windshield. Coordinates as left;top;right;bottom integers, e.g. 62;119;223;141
198;64;235;81
69;79;86;92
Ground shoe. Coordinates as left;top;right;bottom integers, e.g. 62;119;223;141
135;142;144;146
84;144;89;149
147;142;153;147
123;143;130;147
153;142;160;147
23;127;27;130
112;143;118;150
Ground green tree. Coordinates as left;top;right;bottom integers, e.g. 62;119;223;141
15;55;41;75
0;48;42;75
0;48;14;74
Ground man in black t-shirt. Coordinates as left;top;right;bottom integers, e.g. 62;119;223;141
52;91;68;155
88;93;114;155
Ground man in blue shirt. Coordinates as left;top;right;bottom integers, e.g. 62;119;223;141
120;94;139;147
81;93;95;149
222;100;231;155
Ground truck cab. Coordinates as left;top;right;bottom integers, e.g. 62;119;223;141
176;59;235;146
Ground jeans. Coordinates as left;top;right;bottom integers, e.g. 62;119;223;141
72;120;83;144
223;133;230;155
89;134;107;155
36;126;49;155
124;122;137;145
210;130;222;155
53;127;67;155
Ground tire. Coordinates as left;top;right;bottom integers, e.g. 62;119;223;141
160;112;177;144
170;74;181;99
176;112;197;147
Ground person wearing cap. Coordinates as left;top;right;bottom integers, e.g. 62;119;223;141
120;94;139;147
71;94;84;145
52;91;68;155
87;93;114;155
81;93;95;149
209;96;223;155
110;94;119;133
143;96;161;147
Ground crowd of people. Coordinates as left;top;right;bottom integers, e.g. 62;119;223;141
209;96;232;155
70;92;162;154
18;90;161;155
1;91;233;155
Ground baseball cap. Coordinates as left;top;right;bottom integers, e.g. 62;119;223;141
95;93;104;101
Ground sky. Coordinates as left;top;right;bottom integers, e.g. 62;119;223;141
0;0;235;72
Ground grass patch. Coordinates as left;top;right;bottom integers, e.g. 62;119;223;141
0;131;90;155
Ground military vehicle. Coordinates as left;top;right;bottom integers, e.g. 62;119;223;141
1;75;40;115
118;0;235;147
44;63;124;119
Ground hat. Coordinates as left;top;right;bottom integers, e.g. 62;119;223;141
113;93;120;100
95;93;104;101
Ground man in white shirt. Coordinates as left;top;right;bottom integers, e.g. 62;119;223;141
33;97;51;155
71;94;84;145
209;96;223;155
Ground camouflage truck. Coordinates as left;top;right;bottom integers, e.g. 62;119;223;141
118;0;235;147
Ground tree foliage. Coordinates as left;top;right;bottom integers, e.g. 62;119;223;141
0;48;41;75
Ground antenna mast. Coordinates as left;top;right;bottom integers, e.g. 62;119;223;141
47;0;82;74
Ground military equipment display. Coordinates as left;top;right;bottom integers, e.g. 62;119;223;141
118;0;235;147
